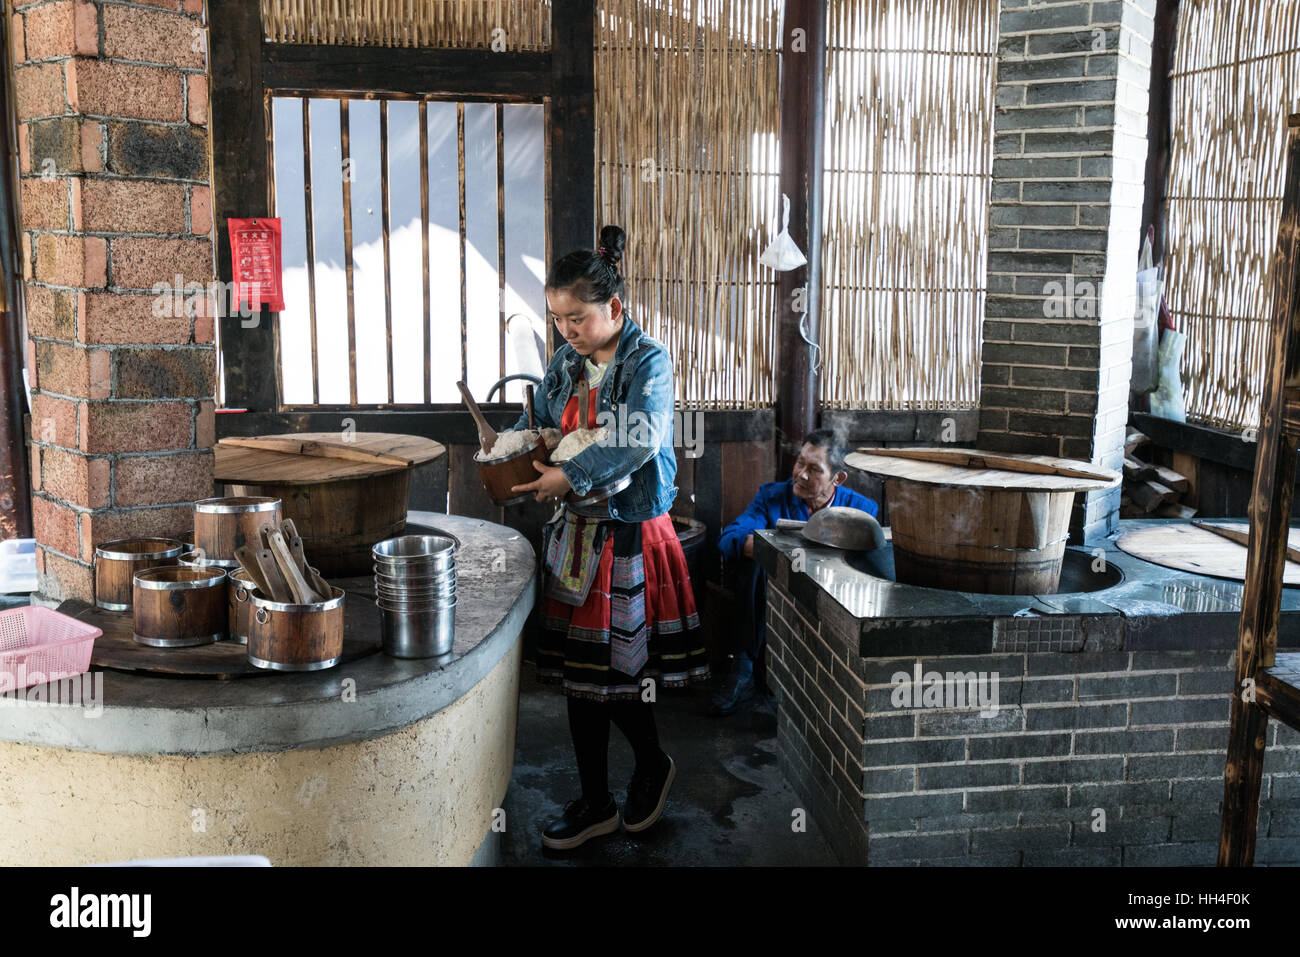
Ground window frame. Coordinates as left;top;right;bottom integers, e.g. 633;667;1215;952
208;0;594;412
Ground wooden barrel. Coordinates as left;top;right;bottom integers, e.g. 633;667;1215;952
476;438;548;506
93;538;184;611
227;567;257;645
886;480;1076;594
194;497;282;568
844;447;1121;597
132;565;228;647
214;433;446;577
247;586;345;671
226;472;409;577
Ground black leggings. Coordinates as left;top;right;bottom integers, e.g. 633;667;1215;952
566;696;663;805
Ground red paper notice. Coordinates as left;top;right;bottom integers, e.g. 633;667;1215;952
228;217;285;312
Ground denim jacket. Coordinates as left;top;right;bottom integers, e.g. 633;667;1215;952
511;312;677;523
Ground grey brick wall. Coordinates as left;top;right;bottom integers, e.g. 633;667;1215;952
766;575;1300;866
978;0;1155;541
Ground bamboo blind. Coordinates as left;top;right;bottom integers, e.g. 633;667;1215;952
1165;0;1300;432
595;0;783;409
262;0;551;48
261;0;999;410
820;0;998;410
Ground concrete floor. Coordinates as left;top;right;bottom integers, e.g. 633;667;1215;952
500;665;839;866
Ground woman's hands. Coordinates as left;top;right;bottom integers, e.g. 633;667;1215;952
511;460;574;503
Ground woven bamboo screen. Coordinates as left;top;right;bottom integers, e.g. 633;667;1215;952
595;0;782;408
820;0;998;410
1165;0;1300;432
262;0;551;48
260;0;998;409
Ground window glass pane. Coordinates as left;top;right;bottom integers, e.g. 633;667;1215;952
387;100;426;403
427;102;464;403
462;102;500;403
309;98;349;404
502;103;547;404
347;99;388;404
271;96;312;405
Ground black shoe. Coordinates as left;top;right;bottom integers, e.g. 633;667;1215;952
541;796;620;850
623;755;676;833
709;670;757;716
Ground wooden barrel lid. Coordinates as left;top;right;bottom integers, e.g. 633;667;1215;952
845;447;1120;493
215;432;446;486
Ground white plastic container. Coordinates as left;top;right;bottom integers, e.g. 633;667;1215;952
0;538;37;594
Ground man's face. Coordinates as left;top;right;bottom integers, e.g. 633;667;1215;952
791;443;841;505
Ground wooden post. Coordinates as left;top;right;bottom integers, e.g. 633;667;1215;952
774;0;826;473
548;0;596;299
1218;117;1300;866
0;11;34;537
1139;0;1180;262
210;0;276;412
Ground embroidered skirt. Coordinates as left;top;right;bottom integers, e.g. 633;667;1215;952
537;512;710;701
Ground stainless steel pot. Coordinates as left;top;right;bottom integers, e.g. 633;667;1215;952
379;602;455;659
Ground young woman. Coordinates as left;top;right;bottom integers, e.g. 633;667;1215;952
510;224;710;850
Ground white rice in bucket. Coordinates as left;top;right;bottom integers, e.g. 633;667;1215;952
551;426;610;463
475;429;540;462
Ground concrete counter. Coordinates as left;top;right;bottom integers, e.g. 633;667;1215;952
0;512;536;866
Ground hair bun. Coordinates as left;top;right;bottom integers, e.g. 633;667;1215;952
597;225;626;268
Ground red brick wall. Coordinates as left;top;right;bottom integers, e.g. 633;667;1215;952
13;0;214;602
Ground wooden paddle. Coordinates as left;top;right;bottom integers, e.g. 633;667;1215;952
263;526;314;605
238;544;292;603
281;519;331;600
860;447;1115;483
457;380;498;456
235;546;274;597
1193;521;1300;565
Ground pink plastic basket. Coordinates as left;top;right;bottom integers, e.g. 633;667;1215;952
0;606;101;691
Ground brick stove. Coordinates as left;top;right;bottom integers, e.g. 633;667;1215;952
756;519;1300;866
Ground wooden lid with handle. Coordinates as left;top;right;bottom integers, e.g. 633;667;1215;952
845;446;1120;492
215;432;446;485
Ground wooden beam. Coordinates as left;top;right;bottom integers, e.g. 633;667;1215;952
1131;411;1258;471
0;11;32;537
547;0;596;338
1140;0;1179;261
209;0;276;411
1219;123;1300;867
263;45;552;100
774;0;827;471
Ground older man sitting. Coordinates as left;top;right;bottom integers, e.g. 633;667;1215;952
711;429;879;716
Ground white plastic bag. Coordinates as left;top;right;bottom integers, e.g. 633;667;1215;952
759;194;808;271
1148;328;1186;422
1132;234;1162;394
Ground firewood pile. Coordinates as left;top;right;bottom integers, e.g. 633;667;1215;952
1120;429;1196;519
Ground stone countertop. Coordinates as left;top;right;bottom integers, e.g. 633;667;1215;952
0;512;536;756
754;518;1300;656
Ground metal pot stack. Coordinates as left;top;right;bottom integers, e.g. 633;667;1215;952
372;534;457;659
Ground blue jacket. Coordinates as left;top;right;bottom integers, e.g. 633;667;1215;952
718;479;879;560
511;312;677;523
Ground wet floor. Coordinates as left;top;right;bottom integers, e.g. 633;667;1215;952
500;666;839;866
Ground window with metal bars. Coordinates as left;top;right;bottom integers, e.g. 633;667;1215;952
269;95;548;408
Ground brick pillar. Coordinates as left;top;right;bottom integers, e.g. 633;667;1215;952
977;0;1153;541
14;0;214;602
